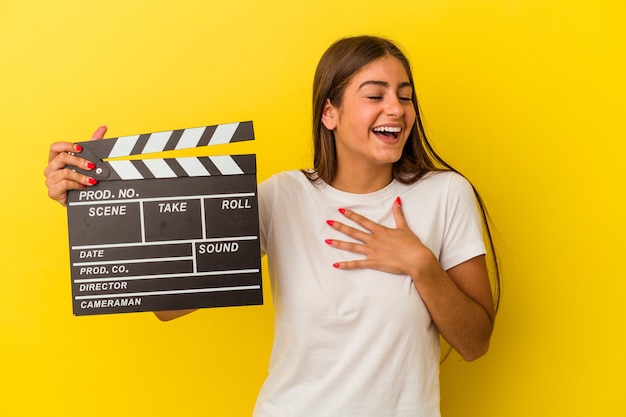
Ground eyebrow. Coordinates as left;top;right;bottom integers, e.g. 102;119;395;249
358;80;413;90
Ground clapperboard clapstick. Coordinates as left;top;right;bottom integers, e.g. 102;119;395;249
65;121;263;316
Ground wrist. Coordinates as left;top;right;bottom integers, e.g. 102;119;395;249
408;248;441;284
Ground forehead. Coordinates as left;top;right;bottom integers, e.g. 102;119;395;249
348;55;411;88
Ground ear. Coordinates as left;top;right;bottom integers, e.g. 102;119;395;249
321;99;337;131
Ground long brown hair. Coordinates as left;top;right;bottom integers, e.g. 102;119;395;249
305;35;501;315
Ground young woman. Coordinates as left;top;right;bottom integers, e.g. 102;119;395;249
45;36;499;417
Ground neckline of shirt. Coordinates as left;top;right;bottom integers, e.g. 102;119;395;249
310;175;403;203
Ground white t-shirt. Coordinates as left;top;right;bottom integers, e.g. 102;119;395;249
254;170;486;417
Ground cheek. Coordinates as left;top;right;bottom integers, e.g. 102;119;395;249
342;114;369;134
406;108;417;125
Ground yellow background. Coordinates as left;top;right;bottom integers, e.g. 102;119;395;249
1;0;624;415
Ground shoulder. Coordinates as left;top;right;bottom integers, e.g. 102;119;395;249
420;170;471;187
258;170;320;205
407;170;475;198
259;170;311;193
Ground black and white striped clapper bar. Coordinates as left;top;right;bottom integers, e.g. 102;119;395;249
65;121;263;316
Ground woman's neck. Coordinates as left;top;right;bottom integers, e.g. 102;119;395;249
331;165;393;194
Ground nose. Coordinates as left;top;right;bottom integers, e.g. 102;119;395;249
385;95;405;118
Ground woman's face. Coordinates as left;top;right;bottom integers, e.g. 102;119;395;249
322;55;416;176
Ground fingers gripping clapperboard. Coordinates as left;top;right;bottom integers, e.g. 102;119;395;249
66;121;263;316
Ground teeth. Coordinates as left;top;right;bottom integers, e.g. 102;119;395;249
373;126;402;133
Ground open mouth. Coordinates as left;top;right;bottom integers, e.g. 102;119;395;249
372;126;402;139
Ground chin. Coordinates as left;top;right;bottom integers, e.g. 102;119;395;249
376;150;404;165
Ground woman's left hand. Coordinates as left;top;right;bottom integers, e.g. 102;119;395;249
326;196;436;276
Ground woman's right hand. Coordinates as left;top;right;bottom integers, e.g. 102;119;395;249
44;126;108;206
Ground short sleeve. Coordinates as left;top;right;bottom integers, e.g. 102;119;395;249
439;173;486;271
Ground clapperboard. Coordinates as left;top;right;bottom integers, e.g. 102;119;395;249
65;121;262;316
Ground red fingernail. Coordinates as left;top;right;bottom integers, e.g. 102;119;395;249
87;178;98;185
86;162;96;170
325;239;333;245
338;208;346;214
74;144;83;152
326;220;335;226
333;263;340;268
395;196;402;206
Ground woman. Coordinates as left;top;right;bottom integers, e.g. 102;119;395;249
45;35;499;417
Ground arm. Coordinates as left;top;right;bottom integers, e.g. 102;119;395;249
406;252;494;361
153;309;198;321
327;198;495;361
